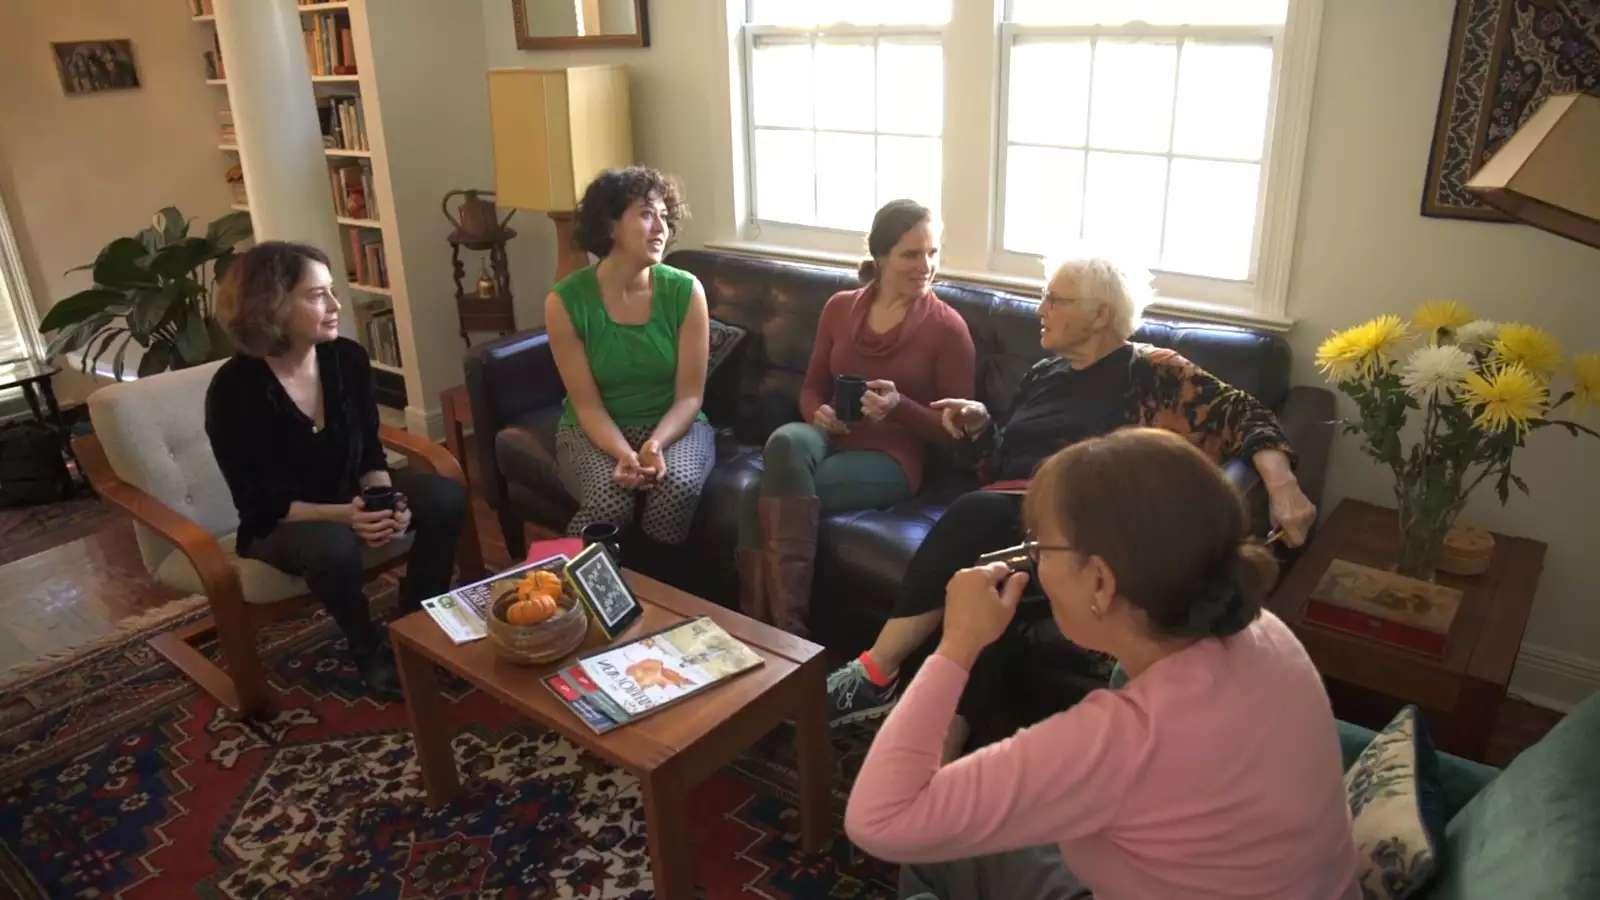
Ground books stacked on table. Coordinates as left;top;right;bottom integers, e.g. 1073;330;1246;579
1305;558;1463;657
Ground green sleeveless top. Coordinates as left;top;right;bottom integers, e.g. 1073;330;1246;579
555;263;704;428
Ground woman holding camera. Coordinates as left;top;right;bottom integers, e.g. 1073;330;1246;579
546;167;713;546
738;199;976;636
825;252;1317;728
205;241;467;699
846;428;1358;899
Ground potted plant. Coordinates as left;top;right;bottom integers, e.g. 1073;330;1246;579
1316;302;1599;579
39;206;252;380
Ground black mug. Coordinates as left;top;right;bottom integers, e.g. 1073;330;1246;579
581;522;623;565
833;374;867;422
360;485;397;513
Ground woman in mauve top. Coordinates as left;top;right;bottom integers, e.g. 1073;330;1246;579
845;428;1359;900
737;199;975;636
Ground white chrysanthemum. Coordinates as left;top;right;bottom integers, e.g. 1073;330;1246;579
1455;320;1499;352
1401;344;1474;399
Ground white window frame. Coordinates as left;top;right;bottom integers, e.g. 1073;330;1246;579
737;12;949;256
720;0;1322;328
0;191;43;366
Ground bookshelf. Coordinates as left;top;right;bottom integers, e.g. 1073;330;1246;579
190;0;407;410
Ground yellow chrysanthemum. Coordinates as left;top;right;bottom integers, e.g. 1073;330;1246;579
1573;353;1600;409
1412;300;1474;341
1315;328;1365;381
1348;314;1410;363
1491;323;1563;378
1460;363;1548;434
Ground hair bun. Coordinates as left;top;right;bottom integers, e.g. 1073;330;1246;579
858;258;878;283
1186;541;1273;638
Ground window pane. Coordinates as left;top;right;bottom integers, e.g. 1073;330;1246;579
1083;150;1167;266
751;41;812;129
1003;145;1086;256
815;40;874;132
749;0;952;26
1163;158;1259;280
1008;39;1090;147
1008;0;1286;26
1088;39;1177;153
876;135;941;214
1172;41;1273;160
877;41;943;136
816;131;877;230
754;128;816;224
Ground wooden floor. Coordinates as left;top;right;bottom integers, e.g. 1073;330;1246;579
0;452;1564;768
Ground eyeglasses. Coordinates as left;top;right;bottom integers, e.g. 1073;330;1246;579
1020;536;1075;567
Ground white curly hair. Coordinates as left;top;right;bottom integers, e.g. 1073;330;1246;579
1042;249;1154;341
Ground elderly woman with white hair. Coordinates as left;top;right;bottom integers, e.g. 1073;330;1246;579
825;252;1318;730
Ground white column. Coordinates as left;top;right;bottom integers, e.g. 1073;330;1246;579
214;0;351;334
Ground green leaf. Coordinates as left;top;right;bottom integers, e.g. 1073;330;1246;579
136;225;162;255
137;342;175;377
155;207;188;245
127;282;182;339
86;327;128;375
39;288;124;333
148;237;213;280
110;332;137;382
174;309;211;364
92;237;156;288
211;249;236;283
204;210;253;249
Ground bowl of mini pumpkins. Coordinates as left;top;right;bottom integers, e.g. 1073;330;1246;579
486;567;589;664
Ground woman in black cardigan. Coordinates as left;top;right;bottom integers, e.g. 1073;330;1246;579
205;241;465;698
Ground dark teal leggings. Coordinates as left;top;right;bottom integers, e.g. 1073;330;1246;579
737;422;911;551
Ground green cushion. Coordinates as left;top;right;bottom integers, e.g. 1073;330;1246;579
1428;692;1600;900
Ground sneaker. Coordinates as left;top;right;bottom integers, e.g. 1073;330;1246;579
826;659;900;726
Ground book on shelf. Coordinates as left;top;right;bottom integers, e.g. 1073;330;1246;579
302;10;356;77
217;107;235;144
345;229;386;287
365;307;400;368
191;0;215;16
328;161;374;220
1304;558;1463;658
545;617;764;734
316;95;367;150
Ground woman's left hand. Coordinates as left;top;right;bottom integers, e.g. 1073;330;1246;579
636;439;665;488
861;379;901;422
1266;478;1315;547
937;562;1030;668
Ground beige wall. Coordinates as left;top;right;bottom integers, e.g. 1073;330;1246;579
0;1;234;402
1287;0;1600;705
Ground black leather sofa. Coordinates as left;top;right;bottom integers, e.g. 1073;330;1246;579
465;249;1334;651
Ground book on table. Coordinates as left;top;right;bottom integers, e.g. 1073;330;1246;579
420;553;569;644
543;617;765;734
1304;558;1463;657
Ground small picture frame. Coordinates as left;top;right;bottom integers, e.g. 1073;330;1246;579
563;542;642;639
52;40;141;96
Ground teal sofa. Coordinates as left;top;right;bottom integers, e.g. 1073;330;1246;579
1337;691;1600;899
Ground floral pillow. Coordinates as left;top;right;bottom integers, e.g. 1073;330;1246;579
1343;706;1448;899
707;318;747;377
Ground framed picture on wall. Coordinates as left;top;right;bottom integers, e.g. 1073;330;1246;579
52;40;141;96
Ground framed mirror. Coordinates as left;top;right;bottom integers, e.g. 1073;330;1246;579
512;0;650;50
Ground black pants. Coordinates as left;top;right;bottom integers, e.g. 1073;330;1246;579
893;491;1025;618
240;469;466;652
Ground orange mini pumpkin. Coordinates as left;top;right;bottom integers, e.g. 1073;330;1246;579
506;593;559;626
525;569;563;595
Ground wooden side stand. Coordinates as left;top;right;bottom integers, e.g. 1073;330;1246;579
1267;499;1545;761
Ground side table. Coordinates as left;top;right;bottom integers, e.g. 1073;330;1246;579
0;359;81;484
1267;499;1545;761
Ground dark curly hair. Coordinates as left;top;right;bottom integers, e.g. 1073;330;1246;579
571;166;688;258
1023;427;1277;640
216;241;332;358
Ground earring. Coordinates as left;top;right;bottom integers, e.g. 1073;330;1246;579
1089;602;1103;618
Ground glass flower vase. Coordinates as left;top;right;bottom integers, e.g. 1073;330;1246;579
1392;466;1466;581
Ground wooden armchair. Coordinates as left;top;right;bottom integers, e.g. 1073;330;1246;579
77;361;485;718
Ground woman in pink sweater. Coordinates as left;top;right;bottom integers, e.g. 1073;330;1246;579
845;428;1358;900
738;199;975;636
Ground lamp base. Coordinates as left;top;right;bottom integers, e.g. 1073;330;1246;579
549;212;590;280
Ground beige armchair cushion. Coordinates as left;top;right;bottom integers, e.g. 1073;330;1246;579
153;530;413;604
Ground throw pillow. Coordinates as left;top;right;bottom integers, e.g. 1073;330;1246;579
707;318;747;377
1344;705;1448;899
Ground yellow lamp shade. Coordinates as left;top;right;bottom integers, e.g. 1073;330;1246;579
488;65;633;213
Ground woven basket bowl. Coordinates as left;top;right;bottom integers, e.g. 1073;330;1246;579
487;587;588;665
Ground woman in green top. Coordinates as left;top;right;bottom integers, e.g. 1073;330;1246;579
546;167;713;545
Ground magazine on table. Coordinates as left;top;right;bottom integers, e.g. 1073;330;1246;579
420;553;570;644
543;616;764;733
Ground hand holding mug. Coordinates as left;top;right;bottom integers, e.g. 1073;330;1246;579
930;398;991;439
349;493;398;546
812;403;850;436
861;379;901;422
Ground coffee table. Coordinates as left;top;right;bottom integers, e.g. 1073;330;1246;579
389;568;833;899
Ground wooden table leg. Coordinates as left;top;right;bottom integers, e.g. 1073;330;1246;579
642;773;694;900
1445;678;1503;763
441;386;471;489
392;634;460;806
794;658;833;853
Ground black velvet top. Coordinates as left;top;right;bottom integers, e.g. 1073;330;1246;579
204;337;386;553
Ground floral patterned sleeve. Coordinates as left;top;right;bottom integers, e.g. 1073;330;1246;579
1128;346;1293;465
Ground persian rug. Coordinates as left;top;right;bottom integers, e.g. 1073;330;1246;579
0;583;897;898
1422;0;1600;220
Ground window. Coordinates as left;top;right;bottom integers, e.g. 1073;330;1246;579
0;196;39;367
997;0;1302;311
742;1;949;232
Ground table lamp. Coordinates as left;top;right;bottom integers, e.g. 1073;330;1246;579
1465;92;1600;249
488;65;634;279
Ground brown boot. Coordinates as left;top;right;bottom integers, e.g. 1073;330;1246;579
736;548;769;622
758;495;820;636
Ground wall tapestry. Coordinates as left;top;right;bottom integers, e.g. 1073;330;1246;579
51;40;141;96
1423;0;1600;220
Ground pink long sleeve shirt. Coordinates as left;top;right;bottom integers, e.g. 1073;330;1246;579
845;611;1360;900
